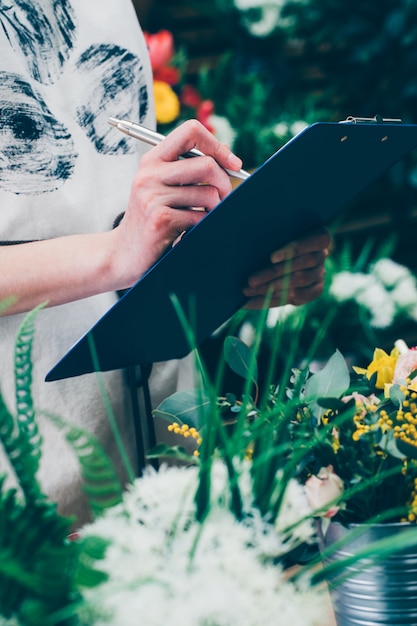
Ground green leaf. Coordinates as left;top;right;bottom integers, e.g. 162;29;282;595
147;443;198;464
223;336;258;383
378;432;407;460
44;412;123;518
396;438;417;460
389;383;406;407
75;536;109;588
153;389;212;428
0;306;46;504
304;350;350;402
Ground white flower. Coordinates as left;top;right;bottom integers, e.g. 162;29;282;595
329;271;372;301
372;258;411;288
274;476;316;545
238;321;256;346
409;303;417;322
273;121;290;137
329;272;396;328
266;304;297;327
290;120;308;136
391;276;417;309
79;462;327;626
209;114;237;148
356;280;396;328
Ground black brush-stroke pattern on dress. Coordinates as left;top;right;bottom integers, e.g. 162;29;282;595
75;44;149;155
0;0;77;85
0;72;77;195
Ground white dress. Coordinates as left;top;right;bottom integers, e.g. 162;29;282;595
0;0;193;525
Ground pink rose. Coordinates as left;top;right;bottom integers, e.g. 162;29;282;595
393;348;417;385
305;466;344;518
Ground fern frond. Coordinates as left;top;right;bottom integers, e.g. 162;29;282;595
14;305;44;477
43;411;123;518
0;306;46;504
0;476;79;625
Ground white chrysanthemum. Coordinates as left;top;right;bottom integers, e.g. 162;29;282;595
239;320;256;346
273;121;291;137
274;476;315;545
266;304;297;327
80;462;325;626
290;120;308;136
408;303;417;322
234;0;284;10
209;114;237;148
390;276;417;310
356;280;396;328
372;258;412;288
246;6;281;36
329;271;372;301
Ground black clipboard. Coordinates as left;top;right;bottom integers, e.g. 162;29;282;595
46;120;417;381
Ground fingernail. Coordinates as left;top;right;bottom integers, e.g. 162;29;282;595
228;152;242;169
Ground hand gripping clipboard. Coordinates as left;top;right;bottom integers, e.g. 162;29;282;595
46;120;417;381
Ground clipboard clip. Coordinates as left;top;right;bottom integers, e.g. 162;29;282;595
340;115;403;124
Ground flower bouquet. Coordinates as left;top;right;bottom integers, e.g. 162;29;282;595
154;332;417;625
296;341;417;624
0;309;331;626
297;342;417;526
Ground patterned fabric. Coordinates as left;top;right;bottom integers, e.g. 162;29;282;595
0;0;190;526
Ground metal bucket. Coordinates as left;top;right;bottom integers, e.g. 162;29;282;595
319;521;417;626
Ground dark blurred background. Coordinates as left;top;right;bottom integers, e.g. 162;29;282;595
132;0;417;381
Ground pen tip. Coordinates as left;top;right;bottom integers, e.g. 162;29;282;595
108;117;119;127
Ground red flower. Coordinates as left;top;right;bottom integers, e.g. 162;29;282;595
144;30;175;72
181;84;202;109
154;65;180;86
197;100;215;132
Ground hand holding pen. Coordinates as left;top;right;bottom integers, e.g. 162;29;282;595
109;117;250;181
108;116;329;312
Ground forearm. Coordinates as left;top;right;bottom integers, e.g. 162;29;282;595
0;231;121;315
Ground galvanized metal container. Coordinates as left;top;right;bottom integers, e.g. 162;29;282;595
319;521;417;626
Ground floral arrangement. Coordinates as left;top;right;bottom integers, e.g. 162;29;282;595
158;334;417;528
144;28;236;147
78;461;324;626
300;343;417;526
0;308;333;626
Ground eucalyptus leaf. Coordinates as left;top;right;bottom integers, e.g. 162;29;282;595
223;336;258;383
153;389;212;428
378;432;407;460
396;438;417;460
389;383;406;407
304;350;350;403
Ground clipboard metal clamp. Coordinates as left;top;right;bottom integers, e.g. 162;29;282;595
341;115;403;124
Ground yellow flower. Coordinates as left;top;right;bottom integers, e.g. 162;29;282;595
353;347;400;390
153;80;180;124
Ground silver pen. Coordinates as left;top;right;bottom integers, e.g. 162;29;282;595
108;116;250;181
